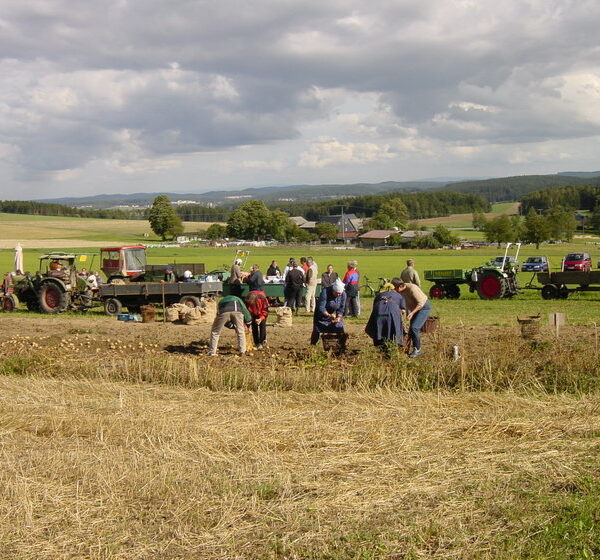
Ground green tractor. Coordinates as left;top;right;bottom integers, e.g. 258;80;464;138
12;253;97;313
425;243;522;300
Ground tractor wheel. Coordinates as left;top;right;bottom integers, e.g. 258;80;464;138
541;284;559;300
476;272;507;300
180;295;202;308
429;284;445;299
104;298;123;316
38;282;70;313
445;285;461;299
2;294;19;312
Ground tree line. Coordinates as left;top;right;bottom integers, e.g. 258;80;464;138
0;200;130;219
267;190;491;221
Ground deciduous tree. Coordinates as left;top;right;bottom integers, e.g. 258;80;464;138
148;195;184;240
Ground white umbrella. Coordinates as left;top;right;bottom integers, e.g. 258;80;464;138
14;243;23;273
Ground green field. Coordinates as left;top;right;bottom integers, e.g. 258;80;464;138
3;241;600;326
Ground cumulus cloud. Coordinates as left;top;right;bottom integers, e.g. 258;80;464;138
298;137;397;168
0;0;600;193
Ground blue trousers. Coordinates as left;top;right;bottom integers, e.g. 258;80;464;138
409;300;431;350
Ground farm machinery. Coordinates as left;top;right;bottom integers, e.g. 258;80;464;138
5;253;97;313
425;243;522;300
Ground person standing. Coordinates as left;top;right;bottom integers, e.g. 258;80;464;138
365;277;406;351
305;256;319;313
300;257;310;275
343;260;360;317
208;295;252;356
228;258;244;296
321;264;338;288
401;259;421;287
245;291;269;349
246;264;265;292
310;279;347;345
284;261;304;314
394;280;431;358
282;258;296;281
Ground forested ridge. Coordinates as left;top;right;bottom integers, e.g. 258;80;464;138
442;174;600;202
521;185;600;212
267;190;491;220
0;200;129;219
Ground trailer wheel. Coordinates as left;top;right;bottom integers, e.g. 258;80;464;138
38;282;70;313
2;294;19;312
559;285;569;299
541;284;559;300
476;273;506;300
429;284;445;299
104;298;123;316
180;295;202;308
445;285;461;299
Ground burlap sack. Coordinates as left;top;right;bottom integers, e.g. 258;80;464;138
182;300;217;325
202;299;217;322
165;306;180;322
275;306;293;327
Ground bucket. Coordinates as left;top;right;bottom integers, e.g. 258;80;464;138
517;315;541;339
140;305;156;323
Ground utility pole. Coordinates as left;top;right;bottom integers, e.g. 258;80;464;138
340;205;345;245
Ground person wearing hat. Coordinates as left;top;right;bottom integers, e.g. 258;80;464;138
310;278;347;345
164;266;176;282
394;279;431;358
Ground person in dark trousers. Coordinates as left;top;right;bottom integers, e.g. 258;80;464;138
343;260;360;317
246;264;265;292
394;280;432;358
320;264;338;288
245;291;269;349
365;277;406;353
310;279;347;345
284;261;304;314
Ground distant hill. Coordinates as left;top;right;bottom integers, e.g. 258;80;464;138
440;174;600;202
557;171;600;179
39;181;442;209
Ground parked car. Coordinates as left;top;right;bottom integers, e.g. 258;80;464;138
490;255;520;271
522;256;549;272
562;252;592;272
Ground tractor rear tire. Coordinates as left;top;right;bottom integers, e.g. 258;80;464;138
38;282;70;313
541;284;559;300
2;294;19;312
476;272;507;300
180;295;202;308
104;298;123;316
445;285;461;299
429;284;445;299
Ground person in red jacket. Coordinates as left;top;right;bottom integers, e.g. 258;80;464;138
245;291;269;349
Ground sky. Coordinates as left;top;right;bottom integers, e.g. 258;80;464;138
1;0;600;200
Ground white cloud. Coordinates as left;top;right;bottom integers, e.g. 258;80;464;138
298;137;397;168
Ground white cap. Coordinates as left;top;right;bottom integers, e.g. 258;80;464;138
332;279;345;293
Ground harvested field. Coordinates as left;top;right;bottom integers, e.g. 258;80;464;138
1;316;599;558
0;377;598;559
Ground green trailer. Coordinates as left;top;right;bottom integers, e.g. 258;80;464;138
424;269;472;299
222;282;322;303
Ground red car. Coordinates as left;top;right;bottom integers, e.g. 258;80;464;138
562;252;592;272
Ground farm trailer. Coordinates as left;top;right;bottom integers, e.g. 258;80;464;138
99;281;223;316
536;270;600;299
221;282;322;302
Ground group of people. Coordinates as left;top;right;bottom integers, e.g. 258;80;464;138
210;258;431;359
